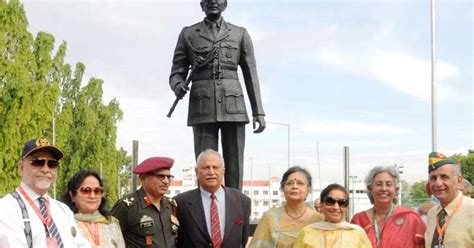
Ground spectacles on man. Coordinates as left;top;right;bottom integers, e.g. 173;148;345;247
29;159;60;169
324;196;349;208
77;187;105;196
149;173;174;181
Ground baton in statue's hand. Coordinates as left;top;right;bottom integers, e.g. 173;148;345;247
166;68;194;118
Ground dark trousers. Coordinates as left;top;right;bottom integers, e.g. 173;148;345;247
193;122;245;190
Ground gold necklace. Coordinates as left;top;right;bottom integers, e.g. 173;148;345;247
285;205;307;219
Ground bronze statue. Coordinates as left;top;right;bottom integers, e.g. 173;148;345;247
169;0;265;190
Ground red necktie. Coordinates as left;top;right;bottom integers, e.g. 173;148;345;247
210;193;222;248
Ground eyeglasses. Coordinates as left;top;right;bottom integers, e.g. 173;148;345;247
77;187;105;196
324;196;349;208
150;173;174;181
29;159;59;169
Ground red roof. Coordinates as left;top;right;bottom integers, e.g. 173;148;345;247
170;180;182;186
242;180;269;186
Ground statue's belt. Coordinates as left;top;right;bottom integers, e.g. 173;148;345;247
192;69;238;81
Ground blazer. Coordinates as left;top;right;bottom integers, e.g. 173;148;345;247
170;19;265;126
174;187;251;248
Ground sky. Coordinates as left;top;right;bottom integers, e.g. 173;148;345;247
22;0;472;187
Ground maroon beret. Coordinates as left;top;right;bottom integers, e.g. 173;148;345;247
133;157;174;174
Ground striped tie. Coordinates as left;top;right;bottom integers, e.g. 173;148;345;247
210;193;222;248
38;197;64;248
431;208;447;248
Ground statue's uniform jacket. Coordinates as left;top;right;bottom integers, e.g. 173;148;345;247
169;19;265;126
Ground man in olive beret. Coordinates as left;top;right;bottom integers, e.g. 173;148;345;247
425;152;474;247
111;157;178;247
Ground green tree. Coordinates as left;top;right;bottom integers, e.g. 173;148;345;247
0;0;128;205
408;180;430;207
450;152;474;184
0;1;62;193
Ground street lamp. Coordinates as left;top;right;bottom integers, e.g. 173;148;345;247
395;164;404;206
267;121;290;168
349;175;358;217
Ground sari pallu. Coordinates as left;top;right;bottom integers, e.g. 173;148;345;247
75;211;125;247
351;206;425;248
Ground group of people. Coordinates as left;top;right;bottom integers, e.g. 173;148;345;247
0;137;472;248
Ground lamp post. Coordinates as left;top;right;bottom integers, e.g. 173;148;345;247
349;175;358;217
395;164;404;206
267;121;290;168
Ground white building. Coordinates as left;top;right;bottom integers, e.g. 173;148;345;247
167;174;370;222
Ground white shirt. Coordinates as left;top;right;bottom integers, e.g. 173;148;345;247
200;186;226;237
0;182;90;248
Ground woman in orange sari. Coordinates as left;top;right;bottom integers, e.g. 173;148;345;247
351;165;425;248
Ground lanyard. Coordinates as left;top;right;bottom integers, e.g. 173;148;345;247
83;222;100;247
18;186;51;227
373;204;394;248
435;196;463;244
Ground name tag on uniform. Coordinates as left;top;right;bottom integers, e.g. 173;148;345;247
140;215;154;229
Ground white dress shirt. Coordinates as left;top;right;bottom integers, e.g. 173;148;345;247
0;182;90;248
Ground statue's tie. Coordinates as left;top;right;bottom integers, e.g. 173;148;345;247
210;23;218;39
431;208;447;248
210;193;222;248
38;197;64;248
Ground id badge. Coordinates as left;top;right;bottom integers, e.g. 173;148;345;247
434;245;444;248
46;237;58;248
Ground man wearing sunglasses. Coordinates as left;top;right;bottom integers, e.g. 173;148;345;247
111;156;178;247
0;138;89;247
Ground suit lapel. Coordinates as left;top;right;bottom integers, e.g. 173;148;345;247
187;188;211;240
222;187;241;243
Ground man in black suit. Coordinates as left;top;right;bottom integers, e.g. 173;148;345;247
174;149;251;248
169;0;266;190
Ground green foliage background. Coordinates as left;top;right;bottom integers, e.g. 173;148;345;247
0;0;129;205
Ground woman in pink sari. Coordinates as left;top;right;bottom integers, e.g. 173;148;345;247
351;165;425;248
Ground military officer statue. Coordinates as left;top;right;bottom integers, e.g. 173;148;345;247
169;0;266;190
111;157;178;247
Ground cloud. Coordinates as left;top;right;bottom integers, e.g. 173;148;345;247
301;120;413;135
369;50;460;101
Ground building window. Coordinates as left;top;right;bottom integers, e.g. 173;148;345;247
244;190;249;195
272;191;278;195
263;201;269;206
272;200;279;204
253;190;259;195
255;201;259;206
166;190;171;194
175;190;180;195
263;190;269;195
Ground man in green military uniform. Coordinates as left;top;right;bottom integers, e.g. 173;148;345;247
111;157;178;247
169;0;266;190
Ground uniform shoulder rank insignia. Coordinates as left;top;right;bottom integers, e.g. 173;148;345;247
168;197;178;208
123;196;135;207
